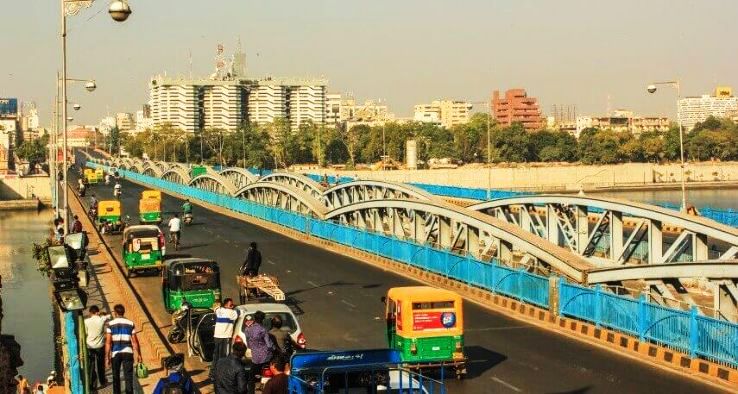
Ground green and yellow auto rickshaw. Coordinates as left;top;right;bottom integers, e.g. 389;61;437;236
122;225;165;277
162;258;221;313
96;200;124;234
139;190;162;224
383;286;467;378
84;168;98;185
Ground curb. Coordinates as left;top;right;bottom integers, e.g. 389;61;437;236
122;175;738;390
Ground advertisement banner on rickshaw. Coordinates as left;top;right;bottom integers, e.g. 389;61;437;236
412;311;456;331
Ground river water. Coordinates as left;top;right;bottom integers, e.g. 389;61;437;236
0;209;55;383
592;187;738;210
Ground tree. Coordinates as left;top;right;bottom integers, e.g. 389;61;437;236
452;113;487;163
336;124;367;167
577;128;629;164
16;138;47;164
491;123;533;162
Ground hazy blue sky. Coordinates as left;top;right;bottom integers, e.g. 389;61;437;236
1;0;737;126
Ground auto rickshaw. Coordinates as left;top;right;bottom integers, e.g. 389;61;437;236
382;286;466;378
96;200;124;233
94;168;105;183
139;190;162;224
162;258;221;313
84;168;98;185
122;225;165;277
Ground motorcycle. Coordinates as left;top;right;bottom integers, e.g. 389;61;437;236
78;184;86;197
88;206;98;220
167;301;192;344
113;187;122;200
183;212;193;225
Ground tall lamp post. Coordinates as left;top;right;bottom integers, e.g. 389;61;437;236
60;0;131;234
647;81;687;211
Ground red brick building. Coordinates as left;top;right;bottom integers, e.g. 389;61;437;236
491;89;543;131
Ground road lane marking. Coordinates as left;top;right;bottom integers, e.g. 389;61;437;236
491;377;522;392
466;325;531;332
341;299;356;308
307;280;320;288
267;259;276;265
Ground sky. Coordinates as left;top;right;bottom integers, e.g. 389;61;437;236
1;0;737;126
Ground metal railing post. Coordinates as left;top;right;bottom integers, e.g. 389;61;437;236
689;306;698;358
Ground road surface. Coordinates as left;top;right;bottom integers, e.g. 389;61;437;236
70;168;726;393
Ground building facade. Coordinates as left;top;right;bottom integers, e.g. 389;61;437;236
678;87;738;131
414;100;472;128
492;89;543;131
149;76;327;133
116;112;135;131
325;93;342;126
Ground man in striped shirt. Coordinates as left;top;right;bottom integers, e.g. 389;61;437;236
105;304;142;394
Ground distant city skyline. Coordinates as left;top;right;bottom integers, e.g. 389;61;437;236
1;0;737;126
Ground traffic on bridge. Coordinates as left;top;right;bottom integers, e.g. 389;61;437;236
66;151;732;393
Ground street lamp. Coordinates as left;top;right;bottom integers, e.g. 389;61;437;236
60;0;130;235
108;0;132;22
73;103;81;111
647;80;687;211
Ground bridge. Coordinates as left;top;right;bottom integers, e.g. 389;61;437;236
92;156;738;321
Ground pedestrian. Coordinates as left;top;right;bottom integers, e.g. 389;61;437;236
244;311;274;394
152;354;195;394
268;316;294;358
213;343;248;394
55;219;65;241
213;298;239;366
16;374;29;394
168;213;182;245
71;215;83;234
84;305;110;389
261;354;289;394
105;304;142;394
240;242;262;277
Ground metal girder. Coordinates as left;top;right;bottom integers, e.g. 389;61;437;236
259;172;324;200
161;168;192;185
219;168;258;190
326;198;594;281
323;180;433;210
234;181;328;219
586;260;738;284
188;173;238;196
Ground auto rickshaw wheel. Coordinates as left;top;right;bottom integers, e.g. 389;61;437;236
455;366;467;380
167;330;184;344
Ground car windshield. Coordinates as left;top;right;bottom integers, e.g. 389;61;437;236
241;311;297;334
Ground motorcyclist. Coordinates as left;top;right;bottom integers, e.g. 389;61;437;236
182;199;192;215
105;173;112;185
89;194;98;210
113;182;122;197
77;179;86;195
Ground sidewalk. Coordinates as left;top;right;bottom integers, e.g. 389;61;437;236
68;186;167;393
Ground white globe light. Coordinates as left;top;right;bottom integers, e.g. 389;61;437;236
85;81;97;92
73;104;81;111
109;1;132;22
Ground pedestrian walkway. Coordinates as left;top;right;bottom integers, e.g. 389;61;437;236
68;187;166;393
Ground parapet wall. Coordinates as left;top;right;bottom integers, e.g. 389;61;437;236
310;162;738;192
0;175;51;200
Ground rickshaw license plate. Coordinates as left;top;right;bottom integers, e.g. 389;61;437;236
432;346;440;351
141;253;150;260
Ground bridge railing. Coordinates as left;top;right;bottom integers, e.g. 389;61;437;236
559;282;738;366
89;162;738;369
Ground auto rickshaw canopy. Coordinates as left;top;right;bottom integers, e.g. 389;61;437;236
386;286;464;338
141;190;162;200
97;200;122;218
164;258;221;292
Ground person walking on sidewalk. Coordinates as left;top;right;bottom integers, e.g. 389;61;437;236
84;305;110;389
213;342;248;394
71;215;83;234
212;298;239;366
105;304;142;394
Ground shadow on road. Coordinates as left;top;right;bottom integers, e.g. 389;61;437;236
464;345;507;379
548;386;593;394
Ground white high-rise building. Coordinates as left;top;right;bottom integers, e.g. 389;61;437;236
678;87;738;131
325;93;342;127
150;77;201;133
116;112;135;131
288;84;326;131
203;83;244;130
247;84;287;126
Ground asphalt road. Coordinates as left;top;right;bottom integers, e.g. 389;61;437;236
70;167;726;393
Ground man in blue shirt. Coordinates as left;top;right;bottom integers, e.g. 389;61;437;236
105;304;142;394
152;354;194;394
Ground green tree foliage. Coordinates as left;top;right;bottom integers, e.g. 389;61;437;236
16;136;48;164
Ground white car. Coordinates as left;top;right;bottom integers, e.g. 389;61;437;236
231;303;307;358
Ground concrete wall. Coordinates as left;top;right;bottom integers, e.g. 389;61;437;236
0;175;51;200
309;162;738;192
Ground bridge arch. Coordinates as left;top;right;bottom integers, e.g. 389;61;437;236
323;180;435;210
219;168;258;190
235;182;327;218
260;172;324;200
188;173;237;196
326;199;593;282
161;168;192;185
142;163;163;178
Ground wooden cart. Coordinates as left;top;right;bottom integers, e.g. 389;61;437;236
237;274;286;304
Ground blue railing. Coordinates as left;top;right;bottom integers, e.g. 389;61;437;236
559;282;738;366
90;161;738;368
65;312;83;394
